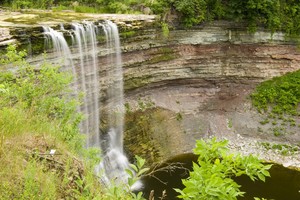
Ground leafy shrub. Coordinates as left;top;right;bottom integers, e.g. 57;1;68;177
0;45;82;143
7;0;54;9
173;0;207;27
175;137;271;200
151;0;300;33
74;5;99;13
251;70;300;116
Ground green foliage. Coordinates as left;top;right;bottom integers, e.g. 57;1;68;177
7;0;54;9
260;142;299;156
151;0;300;33
173;0;207;27
161;22;170;38
51;4;69;12
0;45;82;143
251;70;300;134
76;0;153;14
272;126;286;136
73;5;99;13
175;137;272;200
20;159;57;200
0;44;27;65
251;70;300;115
120;31;137;39
151;0;170;14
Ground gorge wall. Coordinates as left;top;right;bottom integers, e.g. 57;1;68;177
1;12;300;166
120;22;300;165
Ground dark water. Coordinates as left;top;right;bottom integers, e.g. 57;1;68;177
140;153;300;200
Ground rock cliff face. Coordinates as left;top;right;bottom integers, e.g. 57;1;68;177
1;13;300;166
120;22;300;166
123;42;300;158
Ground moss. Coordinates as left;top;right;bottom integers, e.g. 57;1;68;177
124;105;184;166
124;107;162;165
157;47;174;54
124;75;152;91
4;15;40;25
4;11;89;25
17;37;45;55
147;54;176;64
145;47;177;64
119;31;136;39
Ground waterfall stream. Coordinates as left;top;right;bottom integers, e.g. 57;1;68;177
43;21;129;186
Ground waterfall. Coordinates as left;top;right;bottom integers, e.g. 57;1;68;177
103;21;125;152
71;22;100;147
43;26;77;77
43;21;129;185
43;25;78;97
97;21;129;185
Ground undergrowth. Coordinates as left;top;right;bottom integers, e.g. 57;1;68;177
0;45;146;199
251;70;300;136
2;1;300;35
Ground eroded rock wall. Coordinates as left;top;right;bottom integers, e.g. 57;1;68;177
120;22;300;162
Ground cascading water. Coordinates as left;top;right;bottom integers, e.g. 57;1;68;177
43;21;130;186
43;26;77;78
71;21;100;147
96;21;129;186
43;25;79;100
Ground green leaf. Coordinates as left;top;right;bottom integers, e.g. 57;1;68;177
258;173;266;182
135;155;145;169
261;170;270;177
129;164;138;172
137;167;150;177
125;169;134;178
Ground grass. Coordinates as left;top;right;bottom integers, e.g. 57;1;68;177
0;111;83;199
0;89;104;199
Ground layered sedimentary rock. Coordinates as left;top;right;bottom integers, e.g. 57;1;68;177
120;21;300;164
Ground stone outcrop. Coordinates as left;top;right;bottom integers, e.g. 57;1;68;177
0;10;157;54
